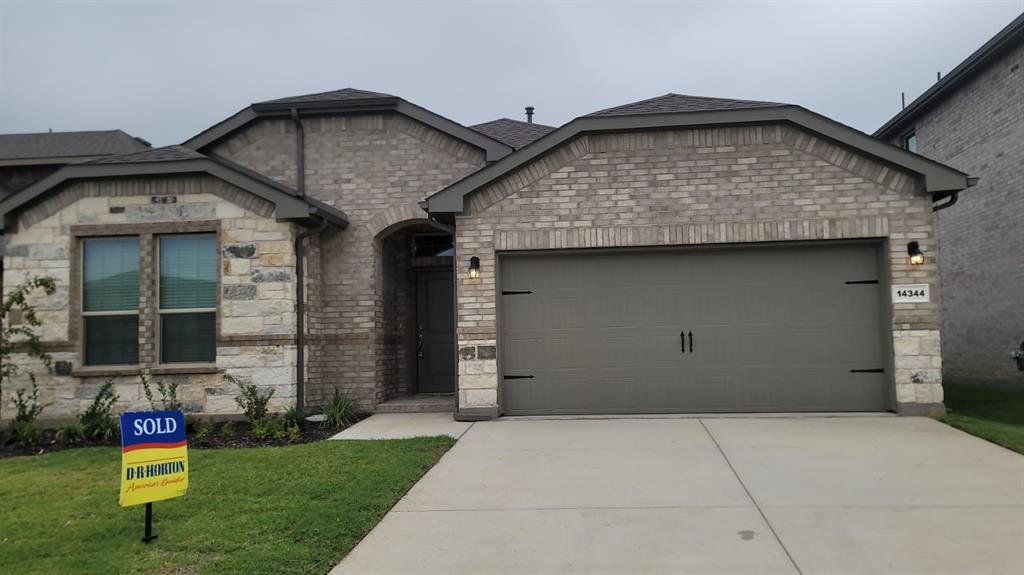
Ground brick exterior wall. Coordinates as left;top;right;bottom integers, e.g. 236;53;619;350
887;41;1023;385
2;175;300;418
455;124;943;415
212;114;485;408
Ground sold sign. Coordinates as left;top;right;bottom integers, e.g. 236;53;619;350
119;411;189;508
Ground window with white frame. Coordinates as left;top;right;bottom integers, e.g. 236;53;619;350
82;237;140;366
158;234;217;364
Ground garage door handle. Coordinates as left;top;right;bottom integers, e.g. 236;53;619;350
850;368;885;373
503;375;534;380
688;331;693;353
680;330;686;353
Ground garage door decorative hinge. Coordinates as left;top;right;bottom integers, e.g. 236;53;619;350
501;290;533;295
503;375;535;380
844;279;879;285
849;368;885;373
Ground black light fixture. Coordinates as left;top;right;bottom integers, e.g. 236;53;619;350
468;256;481;279
907;241;925;265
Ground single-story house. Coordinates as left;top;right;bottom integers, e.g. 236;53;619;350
0;88;973;420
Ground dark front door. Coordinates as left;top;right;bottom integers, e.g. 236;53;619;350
416;269;455;393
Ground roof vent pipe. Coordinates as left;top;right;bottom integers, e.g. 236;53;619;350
290;108;305;198
525;106;534;123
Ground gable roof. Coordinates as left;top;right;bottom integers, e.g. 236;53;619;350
257;87;396;105
424;95;974;215
875;12;1024;139
0;130;150;165
183;87;513;161
0;146;348;232
471;118;557;150
586;93;787;117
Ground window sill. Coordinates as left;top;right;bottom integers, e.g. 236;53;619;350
71;365;220;378
150;365;220;376
71;366;141;378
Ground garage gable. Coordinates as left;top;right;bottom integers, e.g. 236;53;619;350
464;123;921;218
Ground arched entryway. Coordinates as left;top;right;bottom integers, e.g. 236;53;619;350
373;215;456;411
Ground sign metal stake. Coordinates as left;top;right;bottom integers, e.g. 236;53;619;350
142;502;158;544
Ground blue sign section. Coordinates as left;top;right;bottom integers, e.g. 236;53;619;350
120;411;186;449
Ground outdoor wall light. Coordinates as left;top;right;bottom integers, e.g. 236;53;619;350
468;256;481;279
907;241;925;265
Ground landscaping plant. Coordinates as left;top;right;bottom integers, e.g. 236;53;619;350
79;380;119;442
5;377;43;448
221;420;236;439
282;403;305;428
54;423;85;446
229;374;274;422
321;386;362;430
139;371;182;412
0;275;56;403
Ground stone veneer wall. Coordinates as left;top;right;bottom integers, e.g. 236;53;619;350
455;124;943;415
1;175;299;419
211;114;485;408
887;40;1023;385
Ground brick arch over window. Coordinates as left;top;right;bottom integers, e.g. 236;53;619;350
367;202;432;238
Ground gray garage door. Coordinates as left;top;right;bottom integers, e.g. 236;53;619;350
499;242;888;415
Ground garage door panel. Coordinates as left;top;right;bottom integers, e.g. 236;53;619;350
500;243;888;414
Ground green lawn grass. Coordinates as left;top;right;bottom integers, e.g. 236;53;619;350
0;437;454;575
941;383;1024;455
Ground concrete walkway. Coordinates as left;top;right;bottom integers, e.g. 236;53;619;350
332;416;1024;574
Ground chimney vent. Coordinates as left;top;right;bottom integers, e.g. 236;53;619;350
525;106;535;123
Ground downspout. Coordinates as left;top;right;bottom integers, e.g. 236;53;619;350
295;217;327;411
291;108;305;198
933;177;977;212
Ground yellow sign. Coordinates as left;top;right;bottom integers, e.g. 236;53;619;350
119;411;189;507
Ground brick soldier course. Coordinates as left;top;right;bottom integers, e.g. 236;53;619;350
0;88;972;420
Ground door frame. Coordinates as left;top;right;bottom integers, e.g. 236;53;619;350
496;238;895;415
413;266;456;394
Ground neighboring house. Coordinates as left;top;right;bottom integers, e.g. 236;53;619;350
0;88;972;421
875;12;1023;386
0;130;151;195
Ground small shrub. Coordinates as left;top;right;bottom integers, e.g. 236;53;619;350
1;275;57;400
228;375;273;423
12;377;44;424
267;417;286;441
221;420;235;440
55;423;85;445
194;418;214;440
250;418;271;442
139;372;182;412
286;423;301;443
79;380;119;442
321;387;361;430
184;414;199;434
6;420;41;448
282;404;305;428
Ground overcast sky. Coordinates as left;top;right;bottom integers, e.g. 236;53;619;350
1;1;1021;146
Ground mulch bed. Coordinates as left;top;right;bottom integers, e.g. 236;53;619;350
0;415;368;459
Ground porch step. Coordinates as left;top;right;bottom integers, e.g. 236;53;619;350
375;394;455;414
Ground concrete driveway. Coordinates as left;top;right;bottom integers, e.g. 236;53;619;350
332;416;1024;574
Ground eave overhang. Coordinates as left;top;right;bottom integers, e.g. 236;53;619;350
0;158;349;233
423;105;974;214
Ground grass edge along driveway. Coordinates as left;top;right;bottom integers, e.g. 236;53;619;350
941;382;1024;455
0;436;455;575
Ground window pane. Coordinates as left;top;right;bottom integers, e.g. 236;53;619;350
83;237;139;312
161;313;216;363
84;315;139;365
160;234;217;309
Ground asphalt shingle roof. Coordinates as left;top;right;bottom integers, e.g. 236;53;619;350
0;130;150;161
258;88;396;105
86;145;205;164
470;118;556;149
586;93;787;117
